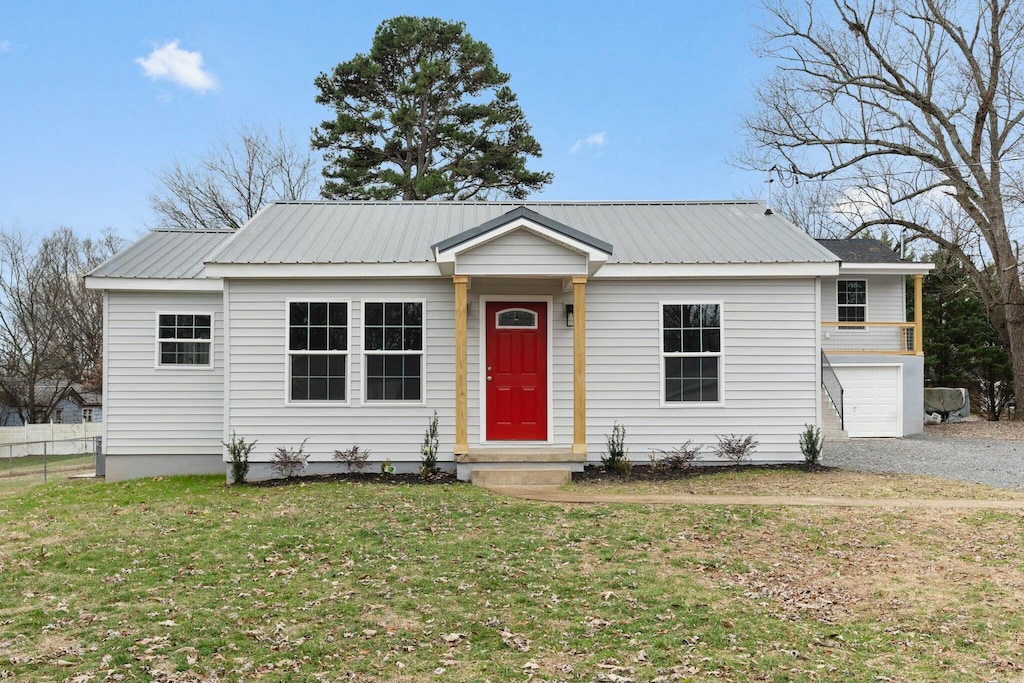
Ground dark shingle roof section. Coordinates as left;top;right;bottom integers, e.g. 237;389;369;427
431;206;614;254
816;238;905;264
89;229;235;279
209;201;840;266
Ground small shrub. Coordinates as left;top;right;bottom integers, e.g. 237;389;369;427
799;424;823;466
660;441;703;470
647;450;663;473
223;431;256;485
380;459;395;475
420;411;440;477
334;445;370;472
715;434;758;464
272;438;309;479
602;422;630;473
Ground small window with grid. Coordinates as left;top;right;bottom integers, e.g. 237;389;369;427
157;314;212;366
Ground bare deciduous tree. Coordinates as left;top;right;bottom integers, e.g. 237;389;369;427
0;227;123;423
150;124;319;230
742;0;1024;416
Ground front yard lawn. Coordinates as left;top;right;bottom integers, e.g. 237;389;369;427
1;474;1022;681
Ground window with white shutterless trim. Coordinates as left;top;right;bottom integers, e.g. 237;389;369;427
662;303;722;403
363;301;424;402
157;313;213;367
287;301;349;402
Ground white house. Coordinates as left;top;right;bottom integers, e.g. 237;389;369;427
86;201;932;482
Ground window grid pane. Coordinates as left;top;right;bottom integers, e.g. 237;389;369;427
662;303;721;403
364;301;424;402
287;302;348;401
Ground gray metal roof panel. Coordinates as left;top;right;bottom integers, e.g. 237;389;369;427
89;229;234;279
815;238;906;264
210;201;840;265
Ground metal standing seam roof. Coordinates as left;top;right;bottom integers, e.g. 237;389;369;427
88;229;235;279
205;200;842;266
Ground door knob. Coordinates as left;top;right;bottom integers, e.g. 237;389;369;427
486;375;492;382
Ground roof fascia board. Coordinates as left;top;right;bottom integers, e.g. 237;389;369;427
203;262;443;279
596;262;841;278
85;277;224;292
837;263;935;275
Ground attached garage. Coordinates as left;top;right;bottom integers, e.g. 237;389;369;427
832;364;902;437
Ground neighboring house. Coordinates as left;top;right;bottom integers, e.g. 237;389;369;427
85;201;932;482
0;382;104;426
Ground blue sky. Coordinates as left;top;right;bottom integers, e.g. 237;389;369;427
0;1;771;240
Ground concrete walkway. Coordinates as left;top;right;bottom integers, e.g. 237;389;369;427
484;485;1024;510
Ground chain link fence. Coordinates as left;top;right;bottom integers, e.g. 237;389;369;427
2;435;102;489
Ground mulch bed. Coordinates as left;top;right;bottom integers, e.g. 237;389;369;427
246;470;461;487
572;462;833;484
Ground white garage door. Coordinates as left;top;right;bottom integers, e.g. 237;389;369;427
833;365;902;437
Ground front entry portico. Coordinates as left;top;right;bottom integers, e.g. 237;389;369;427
433;207;613;480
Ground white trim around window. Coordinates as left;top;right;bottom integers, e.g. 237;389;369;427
283;299;352;406
361;299;427;405
837;279;868;330
154;311;215;370
659;301;725;407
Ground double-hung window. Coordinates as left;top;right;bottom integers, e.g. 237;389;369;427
363;301;424;402
837;280;867;328
662;303;722;403
288;301;349;402
157;314;212;367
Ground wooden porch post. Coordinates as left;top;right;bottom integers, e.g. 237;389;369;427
453;275;469;455
572;275;587;455
913;273;923;355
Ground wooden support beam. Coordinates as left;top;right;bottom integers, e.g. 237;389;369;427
453;275;469;455
572;275;587;455
913;273;923;355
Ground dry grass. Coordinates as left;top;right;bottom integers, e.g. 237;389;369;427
568;467;1024;500
2;475;1024;681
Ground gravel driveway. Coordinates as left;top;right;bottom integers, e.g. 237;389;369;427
824;428;1024;491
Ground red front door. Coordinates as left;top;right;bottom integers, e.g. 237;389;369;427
486;302;547;441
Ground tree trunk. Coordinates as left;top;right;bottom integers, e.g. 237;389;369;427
1004;297;1024;421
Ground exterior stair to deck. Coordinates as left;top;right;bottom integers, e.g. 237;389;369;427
822;394;849;441
456;448;585;486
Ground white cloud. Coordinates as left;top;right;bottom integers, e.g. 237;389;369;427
570;131;607;154
0;40;11;53
136;40;216;93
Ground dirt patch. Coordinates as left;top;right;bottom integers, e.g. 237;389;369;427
926;418;1024;440
573;462;824;483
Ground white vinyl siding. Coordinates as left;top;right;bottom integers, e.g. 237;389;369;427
456;229;587;276
105;291;224;456
585;278;818;462
227;279;453;463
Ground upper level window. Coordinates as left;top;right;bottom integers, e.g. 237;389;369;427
837;280;867;323
288;301;348;402
364;302;424;402
83;408;94;423
496;308;537;328
158;314;212;366
662;304;722;403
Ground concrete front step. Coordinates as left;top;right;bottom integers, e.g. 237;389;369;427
471;468;572;487
456;448;585;464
